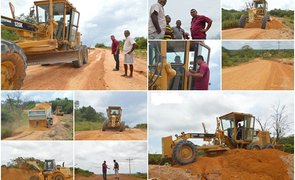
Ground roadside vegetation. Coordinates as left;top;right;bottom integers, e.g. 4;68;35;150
75;167;94;177
222;45;294;67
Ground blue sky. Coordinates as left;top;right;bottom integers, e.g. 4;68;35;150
75;91;147;127
223;41;294;50
148;91;294;153
1;91;73;102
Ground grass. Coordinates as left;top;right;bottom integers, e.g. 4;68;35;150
75;121;103;131
131;173;147;179
134;49;147;61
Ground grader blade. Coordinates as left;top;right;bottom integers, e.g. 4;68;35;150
27;50;80;65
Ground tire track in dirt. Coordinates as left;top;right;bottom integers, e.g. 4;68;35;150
75;128;147;140
222;59;294;90
76;174;143;180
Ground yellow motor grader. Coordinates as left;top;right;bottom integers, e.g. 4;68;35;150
55;105;64;116
102;106;125;132
148;40;210;90
162;112;281;165
1;0;88;90
239;0;270;29
28;159;72;180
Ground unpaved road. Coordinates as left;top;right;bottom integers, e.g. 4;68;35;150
149;149;293;180
76;174;143;180
22;48;147;90
222;59;294;90
75;128;147;140
3;114;73;140
222;18;293;39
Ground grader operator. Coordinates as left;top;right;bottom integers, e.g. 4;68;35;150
162;112;280;165
1;0;88;90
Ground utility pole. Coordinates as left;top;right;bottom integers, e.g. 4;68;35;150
126;158;134;174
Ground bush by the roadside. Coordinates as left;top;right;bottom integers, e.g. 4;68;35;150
222;9;245;30
75;121;103;131
75;167;94;177
132;172;147;179
134;123;147;129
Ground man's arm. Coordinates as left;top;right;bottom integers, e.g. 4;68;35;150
127;43;136;54
151;11;161;34
201;18;212;33
115;43;119;54
188;70;204;78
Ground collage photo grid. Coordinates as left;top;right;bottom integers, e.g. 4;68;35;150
0;0;294;179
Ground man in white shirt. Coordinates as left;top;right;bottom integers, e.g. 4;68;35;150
123;30;136;77
148;0;167;39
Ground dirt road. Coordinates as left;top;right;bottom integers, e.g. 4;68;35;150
22;49;147;90
75;128;147;140
222;18;293;39
76;174;143;180
149;149;293;180
4;114;73;140
222;59;294;90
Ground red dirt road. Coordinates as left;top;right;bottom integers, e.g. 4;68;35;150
222;59;294;90
21;49;147;90
222;18;293;39
76;174;143;180
3;115;73;140
75;128;147;140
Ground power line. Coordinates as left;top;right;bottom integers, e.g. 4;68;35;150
126;158;134;174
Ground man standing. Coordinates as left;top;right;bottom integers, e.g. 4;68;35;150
113;160;119;179
148;0;167;39
164;15;173;40
102;161;109;180
172;20;185;39
190;9;212;39
122;30;136;77
111;35;120;71
188;55;210;90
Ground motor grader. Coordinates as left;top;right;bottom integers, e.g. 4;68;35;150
148;40;210;90
102;106;125;132
239;0;270;29
1;0;88;90
162;112;281;165
55;105;64;116
28;159;72;180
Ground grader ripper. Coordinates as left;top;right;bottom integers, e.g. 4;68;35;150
1;0;88;90
102;106;126;132
239;0;270;29
148;41;210;90
29;159;72;180
162;112;281;165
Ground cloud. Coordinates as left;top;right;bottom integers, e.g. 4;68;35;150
222;0;295;10
222;41;294;50
1;91;73;102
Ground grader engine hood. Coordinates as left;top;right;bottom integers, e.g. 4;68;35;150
110;115;117;127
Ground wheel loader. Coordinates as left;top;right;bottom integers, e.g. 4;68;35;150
102;106;125;132
55;105;64;116
239;0;270;29
28;102;53;128
1;0;88;90
28;159;72;180
162;112;282;165
148;40;210;90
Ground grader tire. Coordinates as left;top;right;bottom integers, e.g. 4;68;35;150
247;142;261;150
82;45;88;64
72;46;84;68
120;121;125;132
173;140;196;165
261;16;269;29
53;174;64;180
1;40;27;90
239;14;247;28
29;176;39;180
102;121;108;131
263;143;274;149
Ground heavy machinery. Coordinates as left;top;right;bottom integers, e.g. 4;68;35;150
102;106;125;132
28;102;53;128
1;0;88;90
148;40;210;90
55;105;64;116
29;159;72;180
239;0;270;29
162;112;281;165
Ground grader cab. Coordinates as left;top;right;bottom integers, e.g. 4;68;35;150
239;0;270;29
102;106;125;132
1;0;88;90
162;112;279;165
148;41;210;90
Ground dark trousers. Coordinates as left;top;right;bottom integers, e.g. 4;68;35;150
103;171;107;180
113;54;119;70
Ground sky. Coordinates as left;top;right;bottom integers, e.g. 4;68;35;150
223;41;294;50
75;91;147;127
148;91;294;153
75;141;147;174
222;0;295;11
149;0;221;39
1;91;73;102
1;141;73;167
206;40;221;90
1;0;147;47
